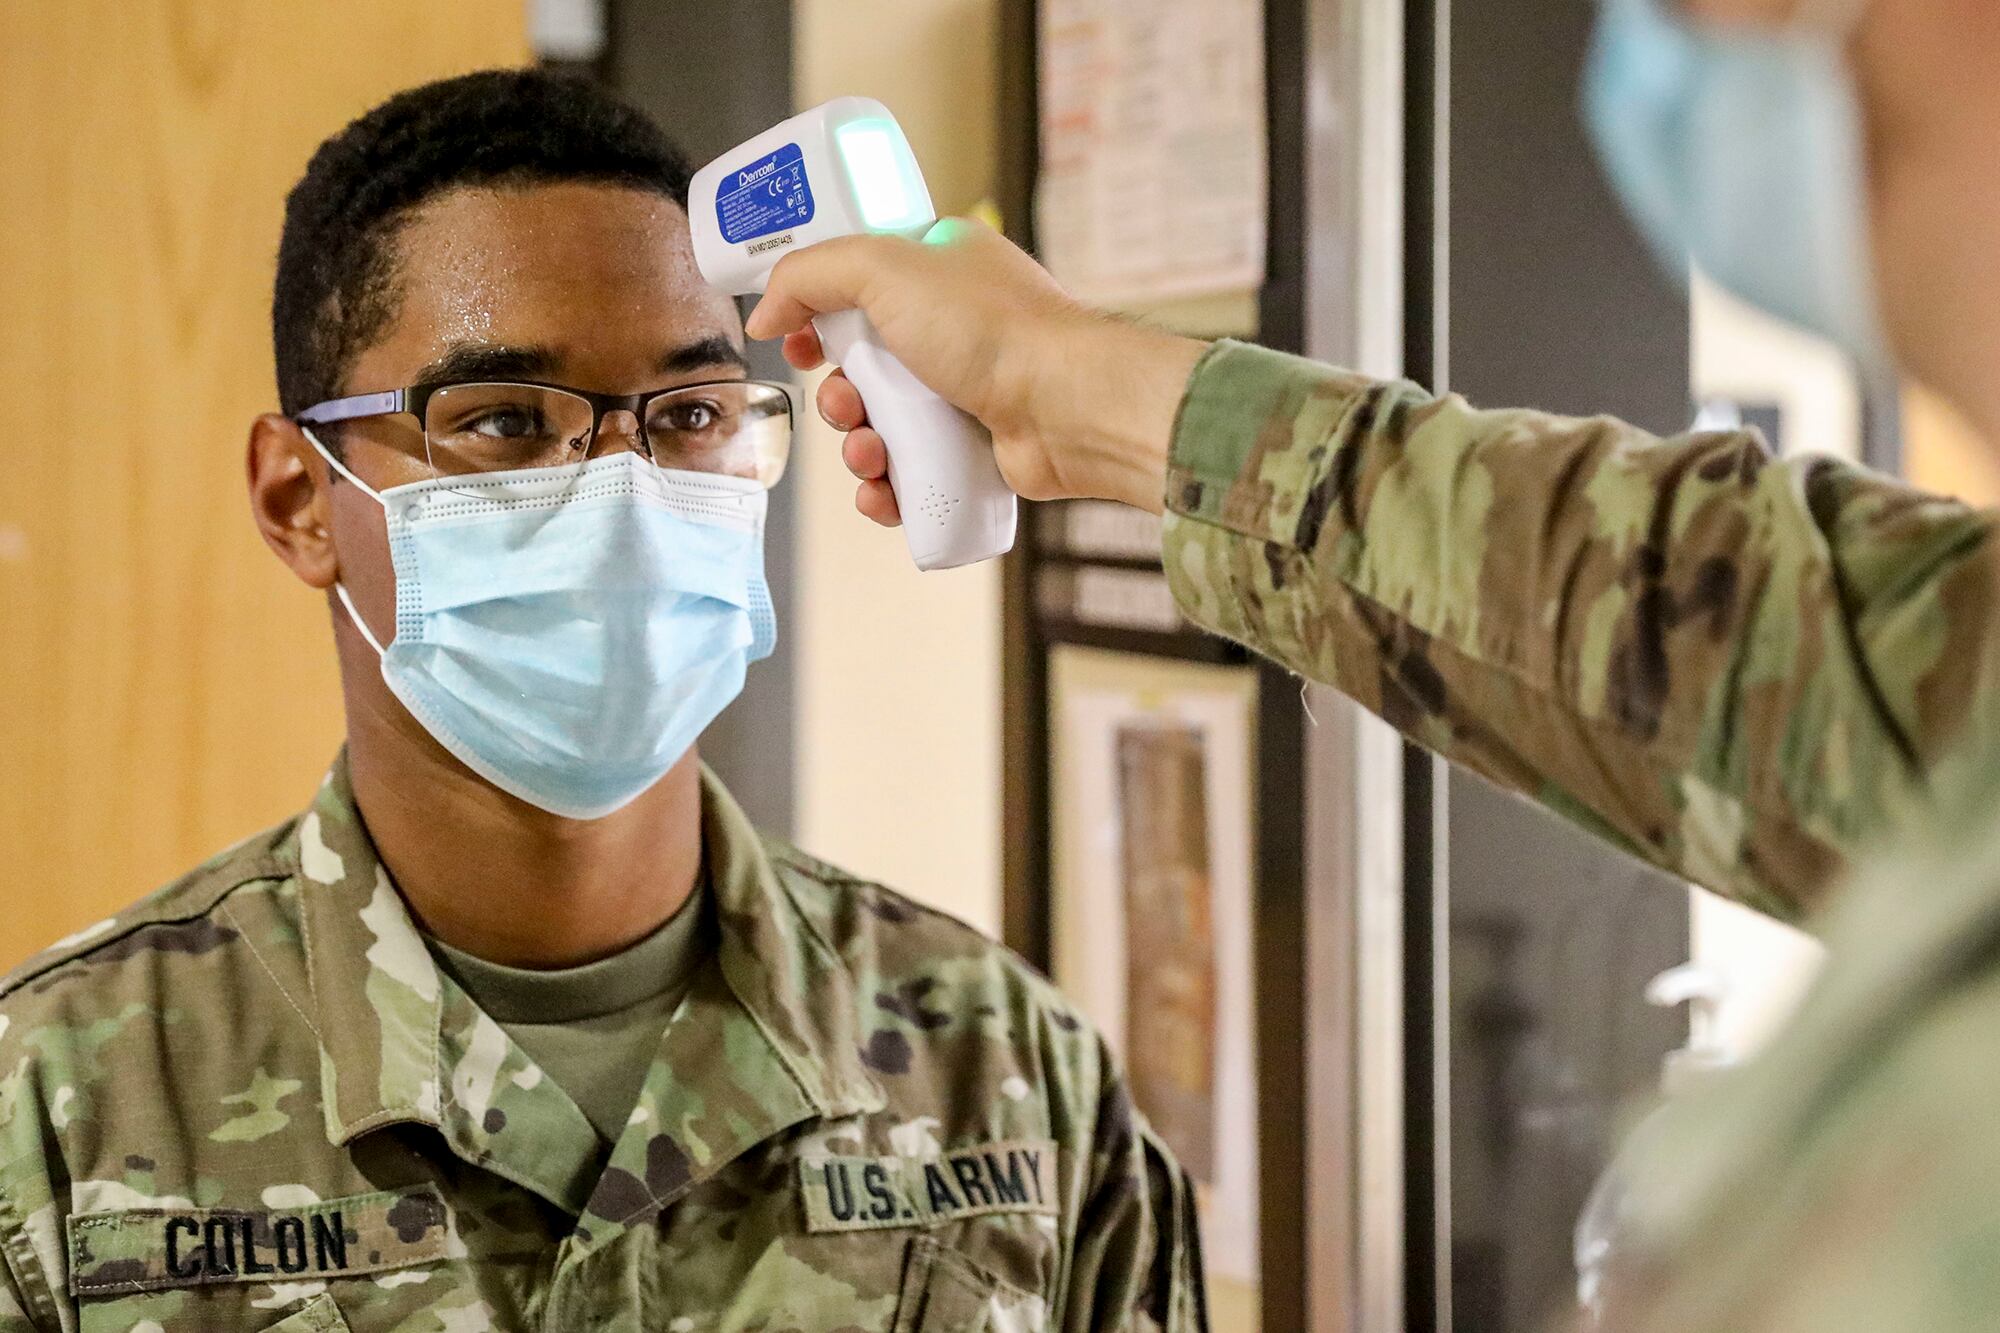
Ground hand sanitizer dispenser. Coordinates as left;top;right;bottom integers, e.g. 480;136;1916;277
1574;965;1734;1324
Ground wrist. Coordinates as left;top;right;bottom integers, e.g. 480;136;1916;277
1036;317;1207;513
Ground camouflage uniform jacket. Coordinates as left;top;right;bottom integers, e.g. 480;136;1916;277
0;760;1203;1332
1164;339;2000;1329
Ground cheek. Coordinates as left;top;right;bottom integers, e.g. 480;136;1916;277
1851;0;2000;375
1866;147;1972;383
329;482;396;604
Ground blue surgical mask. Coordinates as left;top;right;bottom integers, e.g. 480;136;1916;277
308;441;776;819
1584;0;1888;366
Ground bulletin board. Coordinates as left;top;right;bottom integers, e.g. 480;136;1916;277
1035;0;1268;314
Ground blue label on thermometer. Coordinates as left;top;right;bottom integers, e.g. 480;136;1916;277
717;143;815;244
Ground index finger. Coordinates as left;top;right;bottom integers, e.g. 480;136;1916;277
743;233;908;340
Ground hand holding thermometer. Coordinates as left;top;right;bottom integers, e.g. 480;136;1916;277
691;99;1018;571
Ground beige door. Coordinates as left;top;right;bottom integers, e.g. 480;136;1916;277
0;3;528;967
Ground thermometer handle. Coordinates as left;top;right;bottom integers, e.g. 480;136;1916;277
812;308;1018;571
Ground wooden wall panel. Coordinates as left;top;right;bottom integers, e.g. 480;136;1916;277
0;3;529;966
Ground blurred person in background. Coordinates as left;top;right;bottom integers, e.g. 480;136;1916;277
753;0;2000;1326
0;70;1202;1332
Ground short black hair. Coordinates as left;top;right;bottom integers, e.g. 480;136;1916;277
273;68;693;416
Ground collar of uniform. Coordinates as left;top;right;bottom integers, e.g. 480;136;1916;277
290;754;449;1146
290;755;883;1160
564;770;886;1241
698;766;885;1121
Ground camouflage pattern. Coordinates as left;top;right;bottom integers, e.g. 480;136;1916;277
1163;338;2000;1329
0;759;1204;1331
1590;758;2000;1330
1165;339;2000;923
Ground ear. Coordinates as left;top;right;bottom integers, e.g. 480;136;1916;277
247;413;339;590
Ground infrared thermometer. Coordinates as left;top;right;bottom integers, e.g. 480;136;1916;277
691;98;1018;571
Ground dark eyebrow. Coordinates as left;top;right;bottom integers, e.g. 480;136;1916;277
410;337;745;390
413;343;559;388
658;336;748;376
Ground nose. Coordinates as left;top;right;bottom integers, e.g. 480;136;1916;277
593;408;648;458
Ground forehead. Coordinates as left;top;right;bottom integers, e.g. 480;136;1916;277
368;182;738;379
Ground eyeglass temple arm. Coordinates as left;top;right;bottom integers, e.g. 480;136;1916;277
295;388;408;426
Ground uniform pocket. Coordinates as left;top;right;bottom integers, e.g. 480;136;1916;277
892;1236;1020;1333
891;1237;993;1332
261;1292;351;1332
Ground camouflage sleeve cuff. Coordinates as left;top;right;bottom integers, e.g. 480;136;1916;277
1164;338;1379;545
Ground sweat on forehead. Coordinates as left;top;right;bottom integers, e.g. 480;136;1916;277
357;184;737;382
271;68;695;416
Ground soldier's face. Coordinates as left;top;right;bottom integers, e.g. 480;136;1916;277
317;182;749;677
1659;0;2000;417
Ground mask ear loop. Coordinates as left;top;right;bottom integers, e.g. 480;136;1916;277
300;425;384;502
332;582;389;658
301;425;390;658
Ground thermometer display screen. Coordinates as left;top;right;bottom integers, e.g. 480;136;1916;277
836;121;928;232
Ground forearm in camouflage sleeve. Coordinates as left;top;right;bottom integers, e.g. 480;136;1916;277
1162;340;2000;922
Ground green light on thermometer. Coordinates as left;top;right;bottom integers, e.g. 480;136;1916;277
836;120;929;231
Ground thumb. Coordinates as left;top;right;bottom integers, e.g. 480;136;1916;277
743;233;910;340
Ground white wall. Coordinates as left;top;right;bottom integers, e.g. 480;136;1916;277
1691;271;1860;466
790;0;1005;934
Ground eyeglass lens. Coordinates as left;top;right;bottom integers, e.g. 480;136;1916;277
421;382;792;487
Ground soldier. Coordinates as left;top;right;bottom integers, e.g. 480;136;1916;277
751;0;2000;1327
0;72;1205;1331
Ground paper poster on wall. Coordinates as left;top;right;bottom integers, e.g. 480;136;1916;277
1037;0;1268;307
1049;646;1260;1300
1116;721;1220;1183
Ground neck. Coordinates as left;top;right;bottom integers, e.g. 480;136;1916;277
341;673;704;969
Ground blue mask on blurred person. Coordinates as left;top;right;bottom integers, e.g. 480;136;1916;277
308;444;776;819
1584;0;1888;365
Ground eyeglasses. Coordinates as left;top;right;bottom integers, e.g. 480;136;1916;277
294;378;795;491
